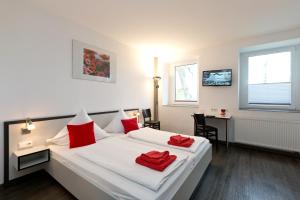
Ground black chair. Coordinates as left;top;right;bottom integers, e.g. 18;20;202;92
193;114;218;145
142;109;160;130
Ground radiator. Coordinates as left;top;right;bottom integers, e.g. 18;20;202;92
235;117;300;152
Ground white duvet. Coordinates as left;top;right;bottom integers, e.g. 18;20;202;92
76;137;188;192
128;127;206;153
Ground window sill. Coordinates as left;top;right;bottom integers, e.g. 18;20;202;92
239;108;300;113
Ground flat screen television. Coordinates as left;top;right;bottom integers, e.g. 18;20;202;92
202;69;232;86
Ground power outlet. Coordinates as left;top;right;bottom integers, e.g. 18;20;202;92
211;108;218;112
18;141;33;149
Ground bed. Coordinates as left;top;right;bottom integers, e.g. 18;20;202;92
4;108;212;199
46;134;211;200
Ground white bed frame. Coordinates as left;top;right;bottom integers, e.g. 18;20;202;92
46;144;212;200
4;108;212;199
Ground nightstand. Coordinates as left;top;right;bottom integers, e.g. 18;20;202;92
13;146;50;171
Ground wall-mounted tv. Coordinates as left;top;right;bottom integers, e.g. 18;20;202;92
202;69;232;86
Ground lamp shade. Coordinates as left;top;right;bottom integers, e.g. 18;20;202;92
22;118;35;133
26;122;35;131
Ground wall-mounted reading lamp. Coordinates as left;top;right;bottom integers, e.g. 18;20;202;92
22;118;35;134
133;112;140;122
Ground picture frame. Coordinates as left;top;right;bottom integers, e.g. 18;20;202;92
72;40;117;83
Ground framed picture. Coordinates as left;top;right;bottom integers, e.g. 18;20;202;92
72;40;116;83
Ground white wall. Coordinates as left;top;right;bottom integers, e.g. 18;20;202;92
0;1;152;184
159;28;300;141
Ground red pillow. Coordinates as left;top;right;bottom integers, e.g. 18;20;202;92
67;121;96;148
121;118;139;134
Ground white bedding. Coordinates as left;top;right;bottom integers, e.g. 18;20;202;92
49;135;210;200
76;137;188;191
128;127;206;153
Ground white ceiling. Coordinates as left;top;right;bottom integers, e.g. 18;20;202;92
28;0;300;52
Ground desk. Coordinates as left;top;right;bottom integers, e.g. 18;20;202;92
193;114;232;148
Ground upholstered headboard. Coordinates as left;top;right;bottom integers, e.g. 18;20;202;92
3;108;139;184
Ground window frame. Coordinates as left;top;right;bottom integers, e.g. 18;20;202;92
174;63;198;103
239;45;298;111
169;62;199;105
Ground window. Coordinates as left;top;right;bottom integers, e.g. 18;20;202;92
239;41;300;111
174;63;198;102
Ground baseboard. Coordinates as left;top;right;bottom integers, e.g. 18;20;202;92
211;139;300;158
232;142;300;157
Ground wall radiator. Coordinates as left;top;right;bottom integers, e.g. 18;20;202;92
235;117;300;152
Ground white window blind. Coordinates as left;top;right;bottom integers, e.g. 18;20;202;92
248;51;292;105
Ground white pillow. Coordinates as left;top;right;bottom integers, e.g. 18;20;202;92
47;109;109;145
104;109;129;133
105;121;142;135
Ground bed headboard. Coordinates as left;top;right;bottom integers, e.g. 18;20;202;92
3;108;139;184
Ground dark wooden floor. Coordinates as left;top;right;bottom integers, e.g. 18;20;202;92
191;145;300;200
1;144;300;200
0;170;76;200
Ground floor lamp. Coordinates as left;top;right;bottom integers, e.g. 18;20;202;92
153;57;161;121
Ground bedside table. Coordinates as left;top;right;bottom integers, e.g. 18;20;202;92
13;146;50;171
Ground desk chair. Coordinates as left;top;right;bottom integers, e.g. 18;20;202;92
193;114;218;145
142;109;160;130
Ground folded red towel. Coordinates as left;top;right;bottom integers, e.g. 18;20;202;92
142;150;169;159
136;154;177;172
168;138;195;147
170;135;190;144
141;151;169;164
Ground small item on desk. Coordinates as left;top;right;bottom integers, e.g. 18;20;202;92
168;135;195;147
220;109;226;116
136;150;176;171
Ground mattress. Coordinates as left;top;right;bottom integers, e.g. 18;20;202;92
49;135;210;200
